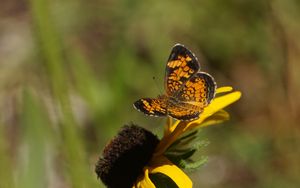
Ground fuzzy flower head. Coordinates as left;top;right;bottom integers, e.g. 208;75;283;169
95;125;160;188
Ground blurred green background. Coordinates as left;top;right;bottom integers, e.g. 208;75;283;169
1;0;300;187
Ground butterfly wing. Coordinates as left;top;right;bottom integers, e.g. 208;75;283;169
178;72;216;105
165;44;200;97
167;102;200;121
133;98;167;117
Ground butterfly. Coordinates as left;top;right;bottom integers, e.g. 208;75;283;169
133;44;216;121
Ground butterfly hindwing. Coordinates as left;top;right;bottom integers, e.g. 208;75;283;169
165;44;200;97
177;72;216;106
133;98;167;117
167;102;200;121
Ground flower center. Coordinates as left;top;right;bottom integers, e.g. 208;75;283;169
95;124;160;188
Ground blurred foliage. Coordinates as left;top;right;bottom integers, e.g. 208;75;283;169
0;0;300;187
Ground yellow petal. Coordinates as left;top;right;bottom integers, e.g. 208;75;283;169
149;156;192;188
190;91;241;126
165;119;180;136
164;117;174;136
189;110;229;129
216;86;233;94
154;122;187;156
202;91;241;117
133;168;156;188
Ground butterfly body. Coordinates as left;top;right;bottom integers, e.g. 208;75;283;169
134;44;216;121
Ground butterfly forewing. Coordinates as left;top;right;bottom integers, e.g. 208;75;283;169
165;44;200;97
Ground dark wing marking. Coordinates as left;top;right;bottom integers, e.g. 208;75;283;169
133;98;167;117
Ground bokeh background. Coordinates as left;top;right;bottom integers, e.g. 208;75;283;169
1;0;300;187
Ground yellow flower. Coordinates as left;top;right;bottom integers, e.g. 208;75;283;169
133;86;241;188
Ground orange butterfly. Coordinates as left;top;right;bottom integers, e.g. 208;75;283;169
134;44;216;121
